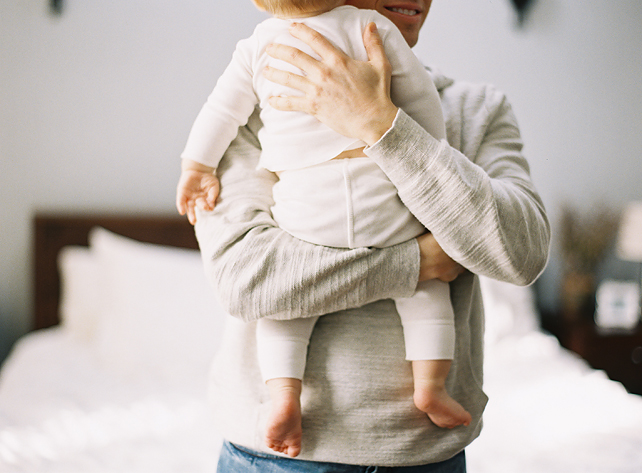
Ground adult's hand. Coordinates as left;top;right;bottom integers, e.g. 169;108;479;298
417;233;465;283
263;22;398;146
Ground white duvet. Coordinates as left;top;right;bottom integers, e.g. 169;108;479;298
1;228;641;472
0;329;222;473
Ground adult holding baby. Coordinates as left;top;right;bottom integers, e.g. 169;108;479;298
192;0;550;471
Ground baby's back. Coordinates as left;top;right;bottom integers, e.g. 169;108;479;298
250;6;403;171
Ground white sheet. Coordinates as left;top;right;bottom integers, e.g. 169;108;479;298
4;324;642;472
2;229;642;472
0;328;222;473
468;278;642;472
468;331;642;472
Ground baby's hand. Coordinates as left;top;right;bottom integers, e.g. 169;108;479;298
176;167;220;225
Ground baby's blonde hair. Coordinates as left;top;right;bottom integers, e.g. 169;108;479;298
254;0;343;17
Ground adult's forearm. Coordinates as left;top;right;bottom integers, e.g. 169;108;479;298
368;108;550;286
194;124;419;323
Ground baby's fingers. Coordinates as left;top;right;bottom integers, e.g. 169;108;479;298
176;192;188;216
196;196;214;213
186;200;197;225
205;185;219;209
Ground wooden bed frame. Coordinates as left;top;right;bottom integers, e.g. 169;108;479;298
33;213;198;331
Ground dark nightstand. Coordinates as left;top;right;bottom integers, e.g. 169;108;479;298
544;316;642;395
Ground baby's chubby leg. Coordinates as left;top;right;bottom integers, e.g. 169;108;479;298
265;378;303;458
396;279;471;428
256;316;318;457
412;360;472;429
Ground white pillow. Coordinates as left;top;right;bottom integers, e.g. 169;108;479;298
89;227;227;383
58;246;101;343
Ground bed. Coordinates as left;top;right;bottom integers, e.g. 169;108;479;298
1;213;641;472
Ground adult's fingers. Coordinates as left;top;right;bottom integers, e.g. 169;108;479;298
262;63;310;92
267;94;309;113
439;264;465;283
287;22;349;62
362;23;388;70
265;40;319;76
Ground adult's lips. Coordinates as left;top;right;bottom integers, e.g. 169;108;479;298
383;3;424;22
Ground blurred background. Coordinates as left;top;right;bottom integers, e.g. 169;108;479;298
1;0;641;363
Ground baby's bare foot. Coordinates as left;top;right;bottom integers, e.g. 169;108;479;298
265;382;302;457
414;382;472;429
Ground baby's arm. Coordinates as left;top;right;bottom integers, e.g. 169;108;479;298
178;34;259;225
176;159;220;225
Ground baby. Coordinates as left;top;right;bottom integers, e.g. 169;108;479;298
177;0;471;458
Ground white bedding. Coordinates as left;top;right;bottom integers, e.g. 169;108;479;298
469;332;642;472
1;228;642;472
468;278;642;472
0;329;222;473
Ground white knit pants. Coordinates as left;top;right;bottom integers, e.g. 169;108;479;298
257;158;455;381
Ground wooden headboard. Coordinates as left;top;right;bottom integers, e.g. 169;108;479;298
33;213;198;331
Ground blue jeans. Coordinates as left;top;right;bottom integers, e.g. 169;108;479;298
217;441;466;473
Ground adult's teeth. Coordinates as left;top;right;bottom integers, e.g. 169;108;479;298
389;8;419;16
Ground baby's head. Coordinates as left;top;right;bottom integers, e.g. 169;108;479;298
251;0;344;17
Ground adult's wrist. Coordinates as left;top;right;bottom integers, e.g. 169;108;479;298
362;105;399;147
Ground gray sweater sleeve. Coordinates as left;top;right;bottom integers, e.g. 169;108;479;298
194;115;419;323
367;87;550;286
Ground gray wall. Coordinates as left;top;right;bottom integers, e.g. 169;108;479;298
2;0;641;359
